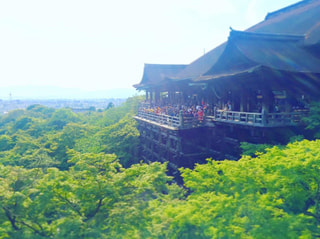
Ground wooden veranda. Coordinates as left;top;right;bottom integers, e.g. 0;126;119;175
134;108;308;130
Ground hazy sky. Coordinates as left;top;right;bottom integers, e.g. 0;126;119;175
0;0;299;91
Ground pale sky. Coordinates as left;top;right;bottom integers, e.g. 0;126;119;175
0;0;299;92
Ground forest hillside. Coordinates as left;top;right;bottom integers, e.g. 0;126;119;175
1;96;320;238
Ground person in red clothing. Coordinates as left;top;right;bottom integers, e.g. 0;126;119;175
197;108;204;122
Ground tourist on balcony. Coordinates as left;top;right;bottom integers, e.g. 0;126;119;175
227;101;232;111
197;108;204;122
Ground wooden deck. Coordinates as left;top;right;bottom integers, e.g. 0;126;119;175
134;111;204;130
135;109;308;129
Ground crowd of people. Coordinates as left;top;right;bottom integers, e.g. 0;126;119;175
139;102;215;121
138;96;310;128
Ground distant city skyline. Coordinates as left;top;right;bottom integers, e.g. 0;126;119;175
0;0;298;95
0;85;140;100
0;97;127;115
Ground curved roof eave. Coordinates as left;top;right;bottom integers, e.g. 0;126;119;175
194;65;262;82
170;43;227;81
230;30;320;73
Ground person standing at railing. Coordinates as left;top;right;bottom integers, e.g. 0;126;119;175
227;101;232;111
197;108;204;122
156;106;161;114
185;108;193;117
223;103;228;111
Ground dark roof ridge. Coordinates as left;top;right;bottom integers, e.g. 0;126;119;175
265;0;317;20
229;29;305;42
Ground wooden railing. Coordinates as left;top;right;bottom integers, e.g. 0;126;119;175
135;110;180;128
214;110;262;125
135;110;203;129
266;112;306;126
135;109;308;129
214;110;307;127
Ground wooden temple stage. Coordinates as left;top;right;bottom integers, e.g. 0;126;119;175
133;0;320;169
134;108;308;168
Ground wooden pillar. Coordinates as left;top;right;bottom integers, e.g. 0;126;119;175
177;136;182;153
166;133;171;149
240;90;248;112
168;91;173;104
284;92;290;112
150;90;153;105
155;89;160;105
262;89;273;113
179;110;184;128
240;92;245;112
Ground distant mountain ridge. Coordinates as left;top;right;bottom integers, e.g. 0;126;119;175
0;86;140;99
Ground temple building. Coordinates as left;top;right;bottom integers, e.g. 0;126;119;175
134;0;320;167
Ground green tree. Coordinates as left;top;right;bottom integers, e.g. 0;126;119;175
47;108;80;130
0;152;183;238
26;104;55;119
12;116;33;131
45;123;87;170
97;96;142;127
0;135;15;151
302;101;320;138
168;139;320;238
106;102;114;109
98;114;140;167
0;109;25;128
240;141;274;157
0;164;47;238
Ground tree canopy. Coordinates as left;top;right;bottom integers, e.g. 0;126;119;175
1;96;320;238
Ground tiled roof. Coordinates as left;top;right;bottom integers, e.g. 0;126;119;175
135;0;320;88
134;64;187;89
201;30;320;80
174;0;320;82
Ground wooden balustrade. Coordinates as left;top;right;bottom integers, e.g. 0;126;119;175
135;111;181;129
214;110;307;127
135;110;202;129
214;110;263;126
135;109;308;129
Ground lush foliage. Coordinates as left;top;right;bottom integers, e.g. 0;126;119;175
177;139;320;238
240;142;274;157
302;101;320;138
0;151;183;238
1;97;320;238
2;136;320;238
0;96;141;169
